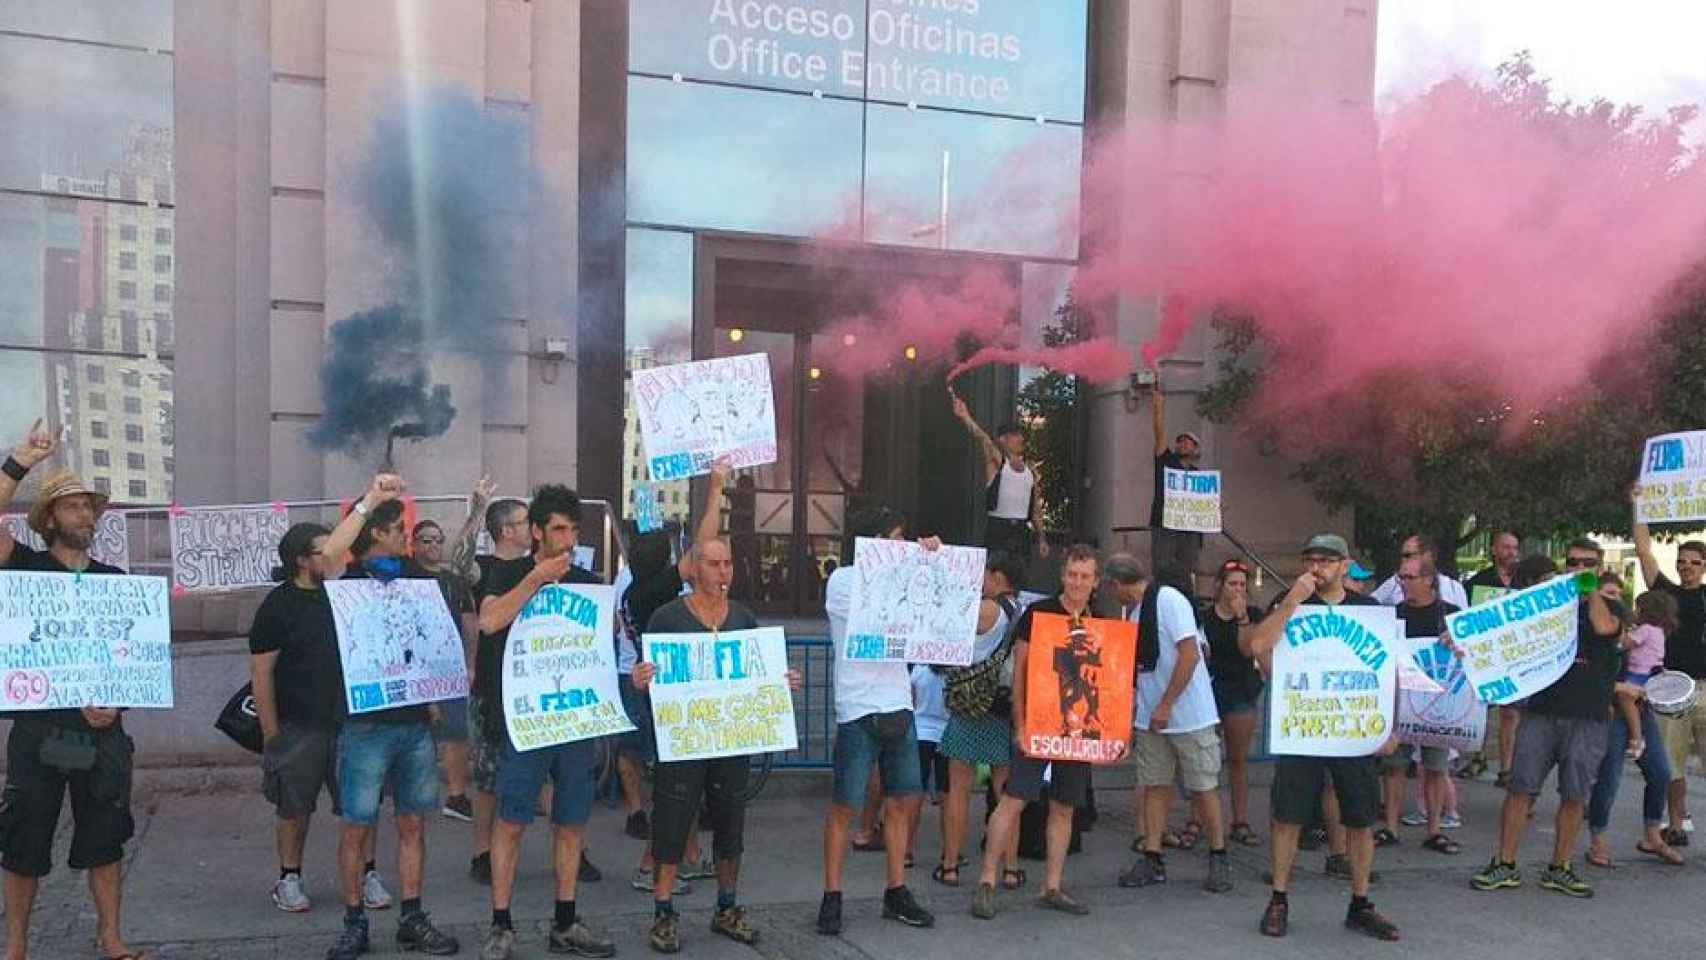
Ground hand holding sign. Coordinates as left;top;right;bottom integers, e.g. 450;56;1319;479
1635;431;1706;524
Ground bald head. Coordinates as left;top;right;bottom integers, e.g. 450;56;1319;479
687;537;733;596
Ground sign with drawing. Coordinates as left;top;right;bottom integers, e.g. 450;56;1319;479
631;353;777;480
843;537;985;666
325;578;470;715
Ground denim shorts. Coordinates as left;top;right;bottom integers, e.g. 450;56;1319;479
336;720;439;824
618;674;656;763
831;710;922;809
495;738;596;827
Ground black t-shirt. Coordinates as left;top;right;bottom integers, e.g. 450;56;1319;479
249;581;346;730
644;595;760;634
474;555;603;729
1396;599;1459;639
1203;603;1264;704
1525;599;1624;720
4;543;127;730
340;556;439;726
1652;575;1706;679
1151;451;1187;527
1301;590;1382;608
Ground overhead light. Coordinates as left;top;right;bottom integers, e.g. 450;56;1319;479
728;328;744;343
809;366;822;380
904;346;918;361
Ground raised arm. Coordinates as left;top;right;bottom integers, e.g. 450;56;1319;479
0;419;58;567
1246;573;1317;659
1631;485;1661;588
1150;379;1168;458
448;474;496;587
478;549;570;635
321;472;405;561
950;389;1001;479
1584;582;1621;638
677;459;730;579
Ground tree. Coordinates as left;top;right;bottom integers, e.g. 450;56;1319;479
1016;290;1092;534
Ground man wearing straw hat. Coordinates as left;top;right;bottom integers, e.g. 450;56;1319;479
0;418;149;960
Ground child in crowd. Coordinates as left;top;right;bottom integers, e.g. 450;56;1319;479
1619;589;1676;759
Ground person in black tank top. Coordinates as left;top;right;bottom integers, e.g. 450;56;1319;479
951;390;1044;561
1200;560;1265;846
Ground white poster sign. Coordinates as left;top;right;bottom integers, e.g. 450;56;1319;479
632;353;777;480
1448;578;1580;706
2;511;129;570
1395;634;1487;753
0;571;173;709
325;578;470;714
1635;431;1706;524
1268;605;1398;757
844;537;985;665
502;583;632;750
1161;468;1221;533
168;503;289;592
643;627;798;762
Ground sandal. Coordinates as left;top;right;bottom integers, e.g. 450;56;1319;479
1229;822;1262;847
1177;821;1202;851
1626;739;1646;760
1160;828;1183;849
1637;841;1685;866
1002;867;1027;890
904;853;915;869
1585;847;1616;869
1130;835;1145;853
932;863;962;887
1421;833;1460;855
1373;827;1400;847
1662;827;1690;847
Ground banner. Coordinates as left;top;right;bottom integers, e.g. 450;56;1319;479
844;537;985;666
168;503;289;592
325;578;470;714
2;511;129;570
1021;613;1136;764
1636;431;1706;524
1161;468;1222;533
1395;634;1487;753
502;583;631;750
643;626;798;763
1269;606;1398;757
0;571;173;709
632;353;778;480
1448;578;1580;705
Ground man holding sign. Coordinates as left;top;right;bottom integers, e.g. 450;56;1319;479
1632;500;1706;845
1246;534;1401;942
1150;376;1207;592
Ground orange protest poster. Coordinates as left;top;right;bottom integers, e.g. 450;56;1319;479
1021;612;1137;765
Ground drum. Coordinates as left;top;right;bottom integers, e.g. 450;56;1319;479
1646;670;1698;716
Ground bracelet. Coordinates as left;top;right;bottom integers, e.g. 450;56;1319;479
1;456;26;482
352;500;369;517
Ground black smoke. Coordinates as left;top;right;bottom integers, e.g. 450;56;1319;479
307;305;454;455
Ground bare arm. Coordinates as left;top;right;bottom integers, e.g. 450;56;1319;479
1234;609;1257;658
1585;586;1621;638
950;391;1001;481
1631;491;1661;588
1247;574;1318;658
459;612;479;678
1009;638;1029;745
248;651;281;743
678;460;730;579
477;551;570;635
1151;636;1201;730
1150;381;1168;458
0;419;58;567
321;473;404;561
448;475;495;587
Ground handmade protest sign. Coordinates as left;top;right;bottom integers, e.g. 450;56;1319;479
1161;468;1222;533
1635;431;1706;524
2;511;129;570
643;627;798;763
0;571;173;709
168;504;289;592
632;481;664;533
1395;634;1486;753
844;537;985;666
1448;578;1580;706
1021;613;1136;764
324;578;469;714
502;583;630;750
1269;605;1398;757
632;353;777;480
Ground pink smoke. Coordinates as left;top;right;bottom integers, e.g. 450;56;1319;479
947;341;1132;384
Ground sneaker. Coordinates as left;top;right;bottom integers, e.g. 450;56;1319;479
1345;902;1401;941
1117;856;1166;888
578;853;603;883
626;810;651;840
1037;887;1090;916
442;794;474;822
1203;854;1233;894
1471;859;1522;891
326;914;370;960
1399;810;1427;827
679;858;716;881
272;873;311;913
550;920;617;957
362;870;393;910
481;924;517;960
969;882;997;920
629;866;691;896
1686;815;1695;833
396;910;460;955
1259;898;1288;938
470;852;492;886
710;906;759;944
649;913;680;954
881;885;935;927
1539;861;1593;898
816;892;843;934
1440;812;1463;830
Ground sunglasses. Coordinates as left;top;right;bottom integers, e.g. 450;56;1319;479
1563;556;1598;568
1397;573;1426;582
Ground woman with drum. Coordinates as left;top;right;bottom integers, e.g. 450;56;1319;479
1585;584;1684;867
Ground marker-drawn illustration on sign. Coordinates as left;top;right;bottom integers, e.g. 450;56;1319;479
643;626;798;763
325;578;469;714
1021;613;1136;765
1635;431;1706;524
632;353;778;480
1396;634;1486;753
2;511;129;570
844;538;985;666
632;481;664;534
169;504;290;592
1269;606;1398;758
1448;578;1580;706
503;583;631;750
0;571;173;710
1161;468;1222;533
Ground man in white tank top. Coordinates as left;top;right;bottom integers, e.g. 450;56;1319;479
951;390;1045;562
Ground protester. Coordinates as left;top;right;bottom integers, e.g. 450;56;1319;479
633;536;802;953
935;553;1024;889
0;421;147;960
1466;530;1521;596
1460;530;1521;783
1246;534;1400;941
1149;377;1204;593
970;544;1104;920
1109;554;1232;894
1201;559;1265;847
468;495;530;884
951;390;1045;560
412;517;477;823
817;507;935;935
1377;554;1460;855
1370;534;1469;608
320;473;459;958
1632;505;1706;847
1471;544;1623;899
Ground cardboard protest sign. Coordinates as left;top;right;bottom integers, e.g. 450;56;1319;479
1448;578;1580;706
0;571;173;709
632;353;777;480
2;511;129;570
1395;634;1486;753
168;503;289;592
502;583;631;750
1161;468;1222;533
643;627;798;763
1020;613;1136;764
844;537;985;666
325;578;469;714
1269;606;1398;757
1635;431;1706;524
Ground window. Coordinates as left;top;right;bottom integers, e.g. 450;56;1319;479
127;479;146;499
162;456;173;475
153;254;171;273
152;283;171;304
123;396;141;415
118;281;136;300
89;420;107;439
88;392;106;411
119;224;138;243
124;424;143;443
126;452;144;470
119;251;137;270
120;370;141;388
92;477;111;495
91;449;109;467
154;227;172;245
85;365;104;384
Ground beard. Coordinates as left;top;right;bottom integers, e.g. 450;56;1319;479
48;526;93;551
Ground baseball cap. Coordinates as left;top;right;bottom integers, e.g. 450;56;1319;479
1301;533;1349;558
1176;431;1202;448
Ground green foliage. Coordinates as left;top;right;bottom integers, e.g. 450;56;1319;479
1015;291;1089;532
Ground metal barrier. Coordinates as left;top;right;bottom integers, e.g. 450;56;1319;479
781;635;835;769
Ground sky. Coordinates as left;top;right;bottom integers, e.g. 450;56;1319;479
1376;1;1706;141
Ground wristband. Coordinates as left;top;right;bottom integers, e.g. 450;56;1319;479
352;499;369;517
1;456;26;482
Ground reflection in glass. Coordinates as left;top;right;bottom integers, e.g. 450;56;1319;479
629;0;865;98
864;105;1080;259
0;0;173;50
622;228;695;525
628;76;862;236
714;328;795;610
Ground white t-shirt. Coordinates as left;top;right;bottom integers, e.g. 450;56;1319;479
910;665;949;743
1370;573;1468;609
613;565;637;675
825;566;913;724
1131;584;1219;734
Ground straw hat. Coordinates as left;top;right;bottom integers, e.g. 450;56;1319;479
26;467;109;537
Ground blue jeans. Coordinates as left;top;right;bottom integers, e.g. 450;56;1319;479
337;721;439;824
494;738;596;827
1587;703;1671;833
